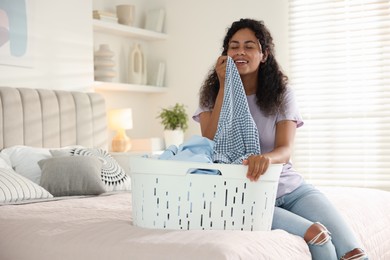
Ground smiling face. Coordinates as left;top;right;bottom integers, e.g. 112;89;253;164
227;28;265;77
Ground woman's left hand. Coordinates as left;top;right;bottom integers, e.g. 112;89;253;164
243;155;271;181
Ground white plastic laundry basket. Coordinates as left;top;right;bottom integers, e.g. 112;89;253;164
129;157;282;231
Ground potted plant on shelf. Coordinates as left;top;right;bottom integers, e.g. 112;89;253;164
157;103;188;147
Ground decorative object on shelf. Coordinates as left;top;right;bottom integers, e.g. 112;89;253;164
93;10;118;23
116;4;135;26
94;44;116;82
156;61;165;87
108;108;133;152
157;103;188;147
142;54;147;85
145;8;165;32
128;43;145;84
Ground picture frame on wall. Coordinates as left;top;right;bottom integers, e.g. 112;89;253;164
0;0;35;68
144;9;165;33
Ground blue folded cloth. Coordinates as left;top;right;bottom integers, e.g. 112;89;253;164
158;135;220;175
213;56;260;164
159;135;214;163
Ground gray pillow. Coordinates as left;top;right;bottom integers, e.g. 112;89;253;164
38;156;105;197
50;147;131;192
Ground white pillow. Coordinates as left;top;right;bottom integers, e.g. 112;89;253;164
0;166;53;204
0;145;82;184
0;153;12;169
0;145;52;184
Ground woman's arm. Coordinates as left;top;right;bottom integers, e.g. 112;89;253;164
244;120;297;181
199;90;224;140
199;56;228;140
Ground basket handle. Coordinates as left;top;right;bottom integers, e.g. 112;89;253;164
187;168;222;175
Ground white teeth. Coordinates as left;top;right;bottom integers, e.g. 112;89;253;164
235;60;247;63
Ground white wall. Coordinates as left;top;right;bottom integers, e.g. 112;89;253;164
0;0;93;91
96;0;289;140
0;0;289;142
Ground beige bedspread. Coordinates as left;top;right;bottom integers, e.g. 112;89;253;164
0;187;389;260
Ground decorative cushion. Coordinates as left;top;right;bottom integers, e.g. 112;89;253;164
38;156;106;197
0;167;53;204
50;148;131;191
0;145;52;184
0;154;12;169
0;145;83;184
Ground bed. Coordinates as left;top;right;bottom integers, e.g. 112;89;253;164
0;86;389;260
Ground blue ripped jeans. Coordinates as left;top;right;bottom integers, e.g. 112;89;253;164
271;183;368;260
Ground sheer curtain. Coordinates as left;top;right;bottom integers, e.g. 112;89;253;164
289;0;390;190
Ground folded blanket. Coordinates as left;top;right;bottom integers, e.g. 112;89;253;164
213;56;261;164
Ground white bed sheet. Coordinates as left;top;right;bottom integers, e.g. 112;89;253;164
0;187;389;260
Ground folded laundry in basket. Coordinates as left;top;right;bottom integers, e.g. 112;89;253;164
213;56;261;164
159;135;214;162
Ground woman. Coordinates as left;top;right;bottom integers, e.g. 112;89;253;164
193;18;367;260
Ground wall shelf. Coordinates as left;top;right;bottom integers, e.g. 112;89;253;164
92;18;167;93
93;81;167;93
93;19;167;41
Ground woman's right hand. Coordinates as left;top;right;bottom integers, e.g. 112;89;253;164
216;55;228;87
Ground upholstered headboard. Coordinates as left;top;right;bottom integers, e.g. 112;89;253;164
0;87;108;150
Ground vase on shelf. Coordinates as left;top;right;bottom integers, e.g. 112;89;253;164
116;4;135;26
94;44;116;82
142;53;147;85
128;44;147;85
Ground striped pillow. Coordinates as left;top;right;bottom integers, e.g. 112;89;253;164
0;168;53;204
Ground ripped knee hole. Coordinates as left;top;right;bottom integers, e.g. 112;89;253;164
340;248;367;260
304;222;331;246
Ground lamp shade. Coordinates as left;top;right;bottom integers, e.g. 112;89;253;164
108;108;133;130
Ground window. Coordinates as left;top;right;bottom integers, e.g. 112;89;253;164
289;0;390;190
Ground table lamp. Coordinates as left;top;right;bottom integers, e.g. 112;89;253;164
108;108;133;152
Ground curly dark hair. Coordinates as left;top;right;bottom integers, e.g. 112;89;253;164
199;18;288;115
